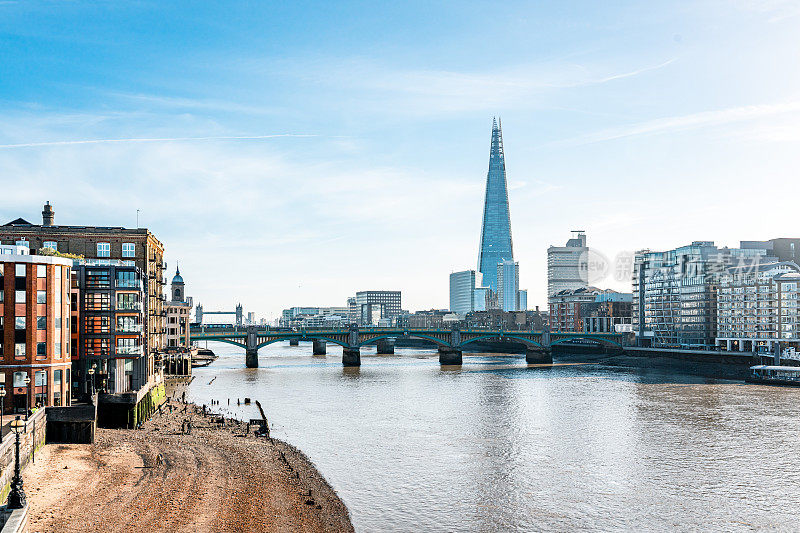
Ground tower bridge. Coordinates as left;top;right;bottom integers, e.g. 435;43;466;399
187;325;626;368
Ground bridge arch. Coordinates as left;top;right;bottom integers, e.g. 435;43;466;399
357;333;450;349
255;335;350;350
192;337;247;349
459;334;546;351
550;336;624;349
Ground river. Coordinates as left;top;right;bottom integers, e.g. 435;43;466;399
186;342;800;532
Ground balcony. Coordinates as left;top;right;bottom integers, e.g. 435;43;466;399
116;324;143;334
116;280;141;289
116;345;143;356
116;302;143;312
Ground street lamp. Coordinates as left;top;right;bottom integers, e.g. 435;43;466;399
87;364;96;397
7;416;27;509
0;388;6;437
23;376;31;421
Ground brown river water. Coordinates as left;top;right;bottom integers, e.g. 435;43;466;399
187;343;800;532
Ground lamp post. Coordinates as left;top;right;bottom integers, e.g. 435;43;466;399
23;376;31;421
87;364;96;398
7;416;27;509
0;388;6;438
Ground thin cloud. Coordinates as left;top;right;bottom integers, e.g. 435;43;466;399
0;134;316;150
546;100;800;147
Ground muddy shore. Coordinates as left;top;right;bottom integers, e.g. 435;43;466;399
22;395;354;533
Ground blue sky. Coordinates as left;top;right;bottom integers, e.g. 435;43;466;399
1;1;799;319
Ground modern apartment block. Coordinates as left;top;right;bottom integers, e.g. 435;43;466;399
547;231;588;298
0;203;165;377
717;261;800;352
72;260;148;397
449;270;477;316
631;240;775;348
1;247;73;412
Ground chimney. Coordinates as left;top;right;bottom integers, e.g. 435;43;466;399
42;201;54;226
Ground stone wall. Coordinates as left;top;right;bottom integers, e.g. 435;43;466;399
0;409;47;504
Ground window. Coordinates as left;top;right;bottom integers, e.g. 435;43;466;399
14;344;25;357
55;342;61;357
13;372;27;387
15;264;25;277
42;241;57;252
97;242;110;257
0;289;3;302
37;290;46;304
122;243;135;258
55;317;62;329
15;317;25;330
15;290;25;303
0;342;3;355
37;342;46;356
37;264;46;277
37;316;46;330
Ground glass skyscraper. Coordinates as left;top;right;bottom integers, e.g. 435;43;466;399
477;117;514;292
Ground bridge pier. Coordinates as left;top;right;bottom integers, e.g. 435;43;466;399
312;340;327;356
438;347;462;365
289;339;299;346
342;348;361;367
376;339;395;355
525;349;552;364
246;348;259;368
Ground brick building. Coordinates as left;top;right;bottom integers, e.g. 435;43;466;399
0;203;165;378
0;246;73;412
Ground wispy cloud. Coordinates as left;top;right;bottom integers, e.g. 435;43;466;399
0;134;316;150
546;100;800;147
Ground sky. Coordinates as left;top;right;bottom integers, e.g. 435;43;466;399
1;1;799;320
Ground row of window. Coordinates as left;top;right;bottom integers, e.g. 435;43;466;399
34;241;136;258
0;341;66;357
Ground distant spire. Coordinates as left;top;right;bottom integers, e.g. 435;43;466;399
176;262;180;276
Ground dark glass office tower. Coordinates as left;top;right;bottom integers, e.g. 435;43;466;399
477;117;514;292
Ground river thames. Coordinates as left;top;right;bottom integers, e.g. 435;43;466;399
186;343;800;532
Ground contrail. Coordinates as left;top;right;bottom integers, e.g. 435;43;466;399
0;134;316;149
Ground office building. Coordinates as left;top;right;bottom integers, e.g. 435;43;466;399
518;289;527;311
547;231;588;297
449;270;477;315
1;248;74;411
0;203;165;377
497;260;520;312
717;261;800;352
477;118;514;292
352;291;402;326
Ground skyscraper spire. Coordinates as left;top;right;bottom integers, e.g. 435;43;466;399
477;117;514;292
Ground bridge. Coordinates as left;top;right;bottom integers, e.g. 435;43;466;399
187;325;626;368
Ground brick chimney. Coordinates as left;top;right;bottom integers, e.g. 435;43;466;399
42;201;54;226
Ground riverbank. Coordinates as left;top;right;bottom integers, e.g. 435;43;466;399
21;397;353;533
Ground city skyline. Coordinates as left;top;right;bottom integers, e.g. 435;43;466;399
2;2;800;319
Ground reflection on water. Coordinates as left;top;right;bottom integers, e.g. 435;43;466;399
187;342;800;532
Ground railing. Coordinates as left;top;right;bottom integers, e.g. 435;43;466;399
116;346;143;356
116;303;143;312
116;280;141;289
116;324;143;333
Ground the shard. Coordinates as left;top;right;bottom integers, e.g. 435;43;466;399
477;117;514;292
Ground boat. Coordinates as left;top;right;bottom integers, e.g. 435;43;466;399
747;365;800;386
192;348;218;368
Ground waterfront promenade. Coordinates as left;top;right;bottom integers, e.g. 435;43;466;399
20;396;353;532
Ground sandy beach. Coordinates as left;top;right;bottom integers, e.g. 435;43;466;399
22;397;353;533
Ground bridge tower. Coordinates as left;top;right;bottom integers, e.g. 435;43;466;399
195;303;203;324
236;303;243;327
